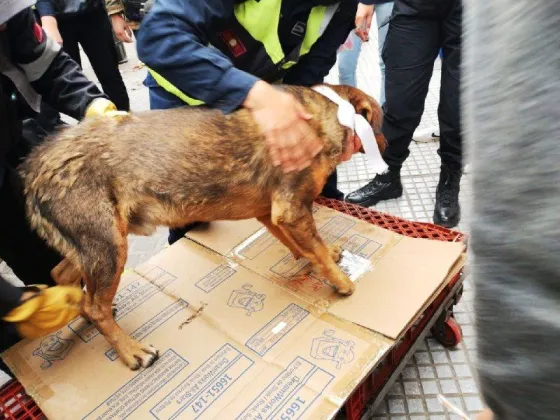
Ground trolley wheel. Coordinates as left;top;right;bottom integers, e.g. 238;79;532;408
431;314;463;348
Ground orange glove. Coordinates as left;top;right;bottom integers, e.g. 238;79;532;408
2;285;83;339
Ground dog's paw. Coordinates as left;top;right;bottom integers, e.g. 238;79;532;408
329;244;343;263
335;281;355;296
119;338;160;370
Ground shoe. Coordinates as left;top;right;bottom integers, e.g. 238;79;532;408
168;222;207;245
345;170;403;207
433;166;461;228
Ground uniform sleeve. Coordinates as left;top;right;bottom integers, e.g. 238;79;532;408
137;0;259;113
283;2;356;86
34;0;57;17
106;0;125;16
7;9;106;120
0;275;22;319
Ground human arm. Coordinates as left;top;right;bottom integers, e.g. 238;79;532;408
106;0;133;43
34;0;63;44
138;0;322;171
7;8;107;120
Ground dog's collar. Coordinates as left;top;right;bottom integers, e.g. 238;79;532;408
312;85;388;174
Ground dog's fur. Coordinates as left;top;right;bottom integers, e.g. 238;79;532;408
20;84;386;370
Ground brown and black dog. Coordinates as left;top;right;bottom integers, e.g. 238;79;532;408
20;84;386;370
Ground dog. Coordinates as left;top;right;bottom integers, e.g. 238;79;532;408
20;84;386;370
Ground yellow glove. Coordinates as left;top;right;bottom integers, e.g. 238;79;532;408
2;285;84;339
85;98;128;118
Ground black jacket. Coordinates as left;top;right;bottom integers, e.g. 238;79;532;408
35;0;106;18
0;8;105;187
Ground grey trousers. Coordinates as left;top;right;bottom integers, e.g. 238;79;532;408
464;1;560;419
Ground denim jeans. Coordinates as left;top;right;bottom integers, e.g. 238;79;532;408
337;2;394;105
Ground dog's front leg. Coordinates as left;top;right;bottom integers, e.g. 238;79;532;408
257;215;303;260
271;201;355;296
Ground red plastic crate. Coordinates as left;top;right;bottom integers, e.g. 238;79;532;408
0;380;44;419
0;199;465;420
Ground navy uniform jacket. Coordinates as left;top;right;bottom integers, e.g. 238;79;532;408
137;0;359;113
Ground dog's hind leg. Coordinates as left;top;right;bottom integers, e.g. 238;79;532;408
80;213;159;370
271;199;355;296
257;215;303;260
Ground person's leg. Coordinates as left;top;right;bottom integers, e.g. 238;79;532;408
375;1;394;106
320;171;344;201
337;31;362;88
77;8;130;111
433;0;462;227
346;0;441;206
56;18;81;67
0;168;60;287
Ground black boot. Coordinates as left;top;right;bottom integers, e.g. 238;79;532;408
345;170;403;207
433;166;462;228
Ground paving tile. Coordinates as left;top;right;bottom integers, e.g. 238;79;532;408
404;381;422;396
426;397;445;414
436;365;454;379
459;378;479;394
418;366;437;379
440;379;459;394
431;351;449;364
421;380;439;395
465;396;484;412
407;398;425;414
388;398;406;414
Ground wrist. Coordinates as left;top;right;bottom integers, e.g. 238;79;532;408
111;13;125;21
243;80;275;110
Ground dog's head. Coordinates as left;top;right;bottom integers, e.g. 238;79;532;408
319;84;387;159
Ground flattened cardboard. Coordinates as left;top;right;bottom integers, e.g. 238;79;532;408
2;239;393;420
2;204;464;420
187;205;464;339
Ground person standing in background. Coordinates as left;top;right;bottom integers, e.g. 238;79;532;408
337;1;394;106
465;1;560;419
347;0;462;229
35;0;130;111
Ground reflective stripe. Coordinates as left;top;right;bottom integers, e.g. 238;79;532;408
300;3;340;57
148;68;205;106
19;36;61;82
149;1;340;106
234;0;284;64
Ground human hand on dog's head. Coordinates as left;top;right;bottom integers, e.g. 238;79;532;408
244;81;324;173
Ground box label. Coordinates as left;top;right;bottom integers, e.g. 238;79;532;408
246;304;309;356
341;234;381;258
236;357;334;420
83;349;188;420
105;299;188;361
196;265;236;293
151;344;254;420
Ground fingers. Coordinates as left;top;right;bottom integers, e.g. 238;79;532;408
123;26;134;43
355;4;374;41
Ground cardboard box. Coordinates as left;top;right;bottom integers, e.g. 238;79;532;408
2;205;464;420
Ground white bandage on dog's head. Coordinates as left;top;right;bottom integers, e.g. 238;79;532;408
312;85;388;174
